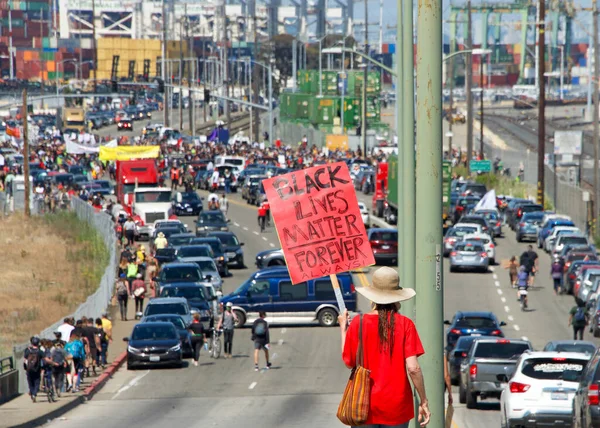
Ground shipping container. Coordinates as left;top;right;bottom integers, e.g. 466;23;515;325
308;96;339;125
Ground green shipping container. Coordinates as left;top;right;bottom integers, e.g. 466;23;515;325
291;93;311;120
341;96;361;127
297;70;317;94
309;96;339;125
1;18;24;26
279;93;290;119
47;71;63;80
41;51;55;61
25;2;50;11
321;71;339;95
345;70;382;95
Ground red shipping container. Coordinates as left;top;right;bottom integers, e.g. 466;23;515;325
507;73;519;86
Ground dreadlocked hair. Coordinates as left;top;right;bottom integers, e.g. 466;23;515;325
375;303;398;357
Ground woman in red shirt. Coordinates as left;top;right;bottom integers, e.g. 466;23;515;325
339;267;430;427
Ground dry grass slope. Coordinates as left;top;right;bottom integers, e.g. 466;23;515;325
0;212;108;357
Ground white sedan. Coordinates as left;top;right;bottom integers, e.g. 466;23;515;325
544;226;581;253
463;233;496;265
500;351;590;428
358;202;370;228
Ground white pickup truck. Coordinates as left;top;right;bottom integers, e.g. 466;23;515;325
132;187;174;240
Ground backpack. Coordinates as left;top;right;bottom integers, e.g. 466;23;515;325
116;281;128;296
26;348;41;373
51;347;66;365
254;320;267;337
575;307;587;323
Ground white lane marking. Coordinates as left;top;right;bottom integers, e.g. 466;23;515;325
489;266;495;272
249;382;257;390
504;305;510;313
111;370;150;400
514;325;521;331
496;289;503;295
508;315;514;321
262;237;268;241
495;281;500;287
277;339;284;346
493;273;498;280
270;243;275;247
243;227;249;231
501;297;506;303
234;222;240;227
271;353;278;361
253;231;259;235
281;328;287;334
522;336;529;341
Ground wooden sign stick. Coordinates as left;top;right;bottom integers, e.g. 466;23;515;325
329;274;347;314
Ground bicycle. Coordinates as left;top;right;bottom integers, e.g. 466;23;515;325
209;328;222;359
44;368;57;403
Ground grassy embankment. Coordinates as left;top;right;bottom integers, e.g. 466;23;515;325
0;212;108;357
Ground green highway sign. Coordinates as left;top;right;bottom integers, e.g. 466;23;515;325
442;160;451;208
469;160;492;173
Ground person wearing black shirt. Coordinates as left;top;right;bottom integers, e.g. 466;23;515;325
82;318;100;376
519;245;539;286
188;313;205;367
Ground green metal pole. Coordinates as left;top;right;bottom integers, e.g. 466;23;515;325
396;0;405;318
415;1;444;428
401;0;415;323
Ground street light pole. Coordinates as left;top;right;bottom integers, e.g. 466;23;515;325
361;0;369;156
537;0;546;208
479;54;484;159
466;0;473;175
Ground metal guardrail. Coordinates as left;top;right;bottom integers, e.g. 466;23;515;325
0;356;14;374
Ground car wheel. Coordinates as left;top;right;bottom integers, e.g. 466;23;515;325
238;257;244;269
466;390;477;409
516;235;521;243
458;380;466;404
490;258;496;266
317;308;338;327
233;310;246;328
127;361;134;370
537;239;542;248
450;265;456;273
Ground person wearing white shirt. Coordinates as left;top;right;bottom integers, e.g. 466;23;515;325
56;318;75;343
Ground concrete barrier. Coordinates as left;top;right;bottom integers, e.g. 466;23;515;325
0;357;19;404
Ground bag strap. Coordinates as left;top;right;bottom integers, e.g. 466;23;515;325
357;315;364;367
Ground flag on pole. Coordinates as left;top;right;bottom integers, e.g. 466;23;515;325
474;189;497;211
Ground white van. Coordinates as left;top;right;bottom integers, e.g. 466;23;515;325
214;156;245;171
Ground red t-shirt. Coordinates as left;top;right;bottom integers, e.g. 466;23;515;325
342;313;424;425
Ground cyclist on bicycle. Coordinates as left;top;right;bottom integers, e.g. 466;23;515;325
261;200;271;227
516;265;529;308
519;245;538;286
258;204;267;233
188;313;205;367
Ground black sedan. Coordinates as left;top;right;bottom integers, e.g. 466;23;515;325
208;231;245;268
196;210;228;235
141;315;193;358
118;119;133;131
172;192;203;216
125;322;183;370
154;248;178;266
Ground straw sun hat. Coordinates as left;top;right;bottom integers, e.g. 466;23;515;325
355;267;416;305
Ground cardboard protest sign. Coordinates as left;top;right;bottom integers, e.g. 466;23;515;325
263;162;374;310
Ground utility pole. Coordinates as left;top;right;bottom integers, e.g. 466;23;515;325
223;1;231;129
186;14;194;136
179;22;184;131
466;0;473;175
8;3;14;80
448;56;454;157
479;55;484;159
594;0;599;223
252;13;259;142
162;0;169;127
22;89;30;218
92;0;97;93
40;17;45;98
415;1;443;427
537;0;545;207
361;0;369;156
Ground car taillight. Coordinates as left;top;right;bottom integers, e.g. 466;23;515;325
519;223;525;227
588;384;599;406
481;252;488;257
497;339;510;344
517;209;523;217
509;381;531;393
457;206;464;212
489;243;495;248
469;364;477;378
350;283;356;293
496;221;501;227
490;329;502;336
450;251;457;257
461;352;467;357
552;357;567;361
569;273;576;279
450;329;461;335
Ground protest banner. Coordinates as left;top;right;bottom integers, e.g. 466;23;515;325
99;145;160;161
263;162;375;312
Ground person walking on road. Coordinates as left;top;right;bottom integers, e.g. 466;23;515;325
519;245;538;286
219;193;229;218
24;337;44;402
551;256;563;295
145;258;158;298
115;274;130;321
56;317;75;343
339;266;430;428
131;273;146;316
258;204;267;232
123;217;137;246
189;313;206;367
506;256;518;287
569;301;589;340
82;318;101;376
64;332;85;393
154;232;168;251
95;318;109;368
217;302;238;358
252;311;271;371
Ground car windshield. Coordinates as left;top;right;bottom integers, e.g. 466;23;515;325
95;181;110;189
196;260;217;272
145;303;188;316
162;266;201;281
216;234;239;246
169;236;193;246
455;317;497;328
521;358;586;381
199;212;225;223
452;227;477;236
554;344;596;355
561;236;588;246
156;248;176;258
161;287;206;300
474;342;530;359
454;243;484;252
147;317;186;330
370;231;397;241
131;325;178;340
135;191;172;203
178;247;211;258
480;212;498;220
465;237;490;245
181;192;200;202
195;240;221;254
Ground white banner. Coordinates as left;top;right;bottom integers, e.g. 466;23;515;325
65;136;118;154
